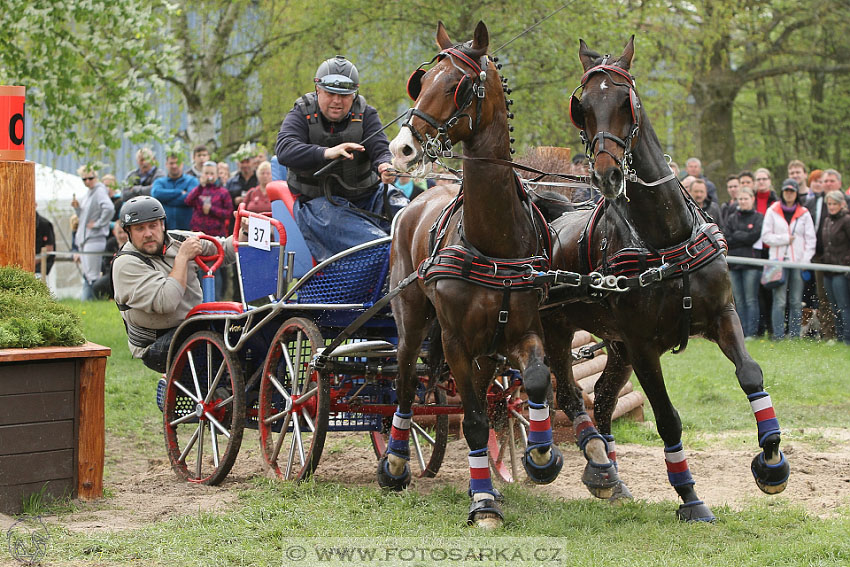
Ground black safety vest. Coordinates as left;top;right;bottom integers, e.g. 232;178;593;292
287;92;381;200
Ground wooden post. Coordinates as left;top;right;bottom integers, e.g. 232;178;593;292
77;356;106;500
0;161;35;271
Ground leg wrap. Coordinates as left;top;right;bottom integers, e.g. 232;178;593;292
603;434;618;470
748;392;781;447
573;412;608;459
527;401;553;449
664;442;695;488
468;448;497;498
387;409;412;459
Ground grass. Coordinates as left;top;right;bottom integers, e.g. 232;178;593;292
35;299;850;567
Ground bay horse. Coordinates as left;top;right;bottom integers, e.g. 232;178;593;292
384;21;573;528
541;37;789;521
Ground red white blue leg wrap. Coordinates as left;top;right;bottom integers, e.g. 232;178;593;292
573;412;608;457
468;448;496;497
664;442;695;488
387;409;412;460
748;392;781;447
527;401;553;450
603;434;618;469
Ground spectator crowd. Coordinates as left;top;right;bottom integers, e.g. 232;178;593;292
39;142;850;347
681;158;850;345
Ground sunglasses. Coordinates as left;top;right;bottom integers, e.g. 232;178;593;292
82;176;95;181
316;78;358;91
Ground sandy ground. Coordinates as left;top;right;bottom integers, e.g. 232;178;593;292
4;425;847;537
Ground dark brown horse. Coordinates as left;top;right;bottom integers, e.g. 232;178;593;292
541;37;789;521
384;21;567;528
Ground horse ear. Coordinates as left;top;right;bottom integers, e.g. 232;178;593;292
471;21;489;52
616;35;635;70
578;39;600;71
436;21;453;50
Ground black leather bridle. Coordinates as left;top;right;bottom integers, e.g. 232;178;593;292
402;46;489;161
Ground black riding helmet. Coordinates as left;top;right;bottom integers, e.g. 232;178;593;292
119;196;166;232
315;55;359;95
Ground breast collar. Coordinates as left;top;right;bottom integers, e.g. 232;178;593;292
418;173;553;290
578;185;728;286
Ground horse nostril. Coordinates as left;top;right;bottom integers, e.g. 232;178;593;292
402;145;413;157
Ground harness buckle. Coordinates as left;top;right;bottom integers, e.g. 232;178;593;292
475;85;485;98
638;267;663;287
682;296;692;310
556;271;581;287
498;310;509;324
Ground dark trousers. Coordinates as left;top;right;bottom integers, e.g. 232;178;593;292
141;328;178;373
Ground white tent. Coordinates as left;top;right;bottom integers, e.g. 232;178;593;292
35;163;86;205
33;164;88;298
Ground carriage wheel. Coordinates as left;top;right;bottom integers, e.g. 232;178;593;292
369;385;449;478
163;330;246;485
258;317;329;481
487;373;529;483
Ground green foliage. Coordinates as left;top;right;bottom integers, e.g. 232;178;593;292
0;0;178;157
0;266;85;348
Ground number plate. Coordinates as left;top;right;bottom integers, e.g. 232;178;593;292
248;216;271;251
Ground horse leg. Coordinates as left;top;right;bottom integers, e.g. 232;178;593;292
590;341;634;502
511;333;563;484
709;305;789;494
445;340;503;529
548;325;619;499
630;350;715;522
378;292;432;490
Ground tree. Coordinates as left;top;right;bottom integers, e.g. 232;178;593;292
641;0;850;183
0;0;178;158
146;0;327;156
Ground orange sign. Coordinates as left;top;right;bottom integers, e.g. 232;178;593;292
0;86;25;161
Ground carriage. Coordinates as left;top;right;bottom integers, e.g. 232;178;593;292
153;181;612;486
153;21;787;527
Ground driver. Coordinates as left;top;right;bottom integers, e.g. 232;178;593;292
112;196;241;372
275;55;407;262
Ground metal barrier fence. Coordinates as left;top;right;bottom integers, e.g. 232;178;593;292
725;256;850;274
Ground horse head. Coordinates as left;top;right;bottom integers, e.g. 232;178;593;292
390;21;505;174
570;36;641;200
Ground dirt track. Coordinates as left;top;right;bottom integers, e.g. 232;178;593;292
13;426;846;534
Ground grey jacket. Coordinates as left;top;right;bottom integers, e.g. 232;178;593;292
112;232;236;359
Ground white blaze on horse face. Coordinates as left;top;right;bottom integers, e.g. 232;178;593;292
600;80;608;90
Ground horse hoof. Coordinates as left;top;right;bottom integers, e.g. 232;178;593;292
377;456;410;491
751;451;789;495
582;461;619;499
468;498;504;529
522;445;564;485
607;480;634;505
676;500;716;522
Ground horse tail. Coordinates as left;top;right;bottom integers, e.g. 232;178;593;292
426;318;448;383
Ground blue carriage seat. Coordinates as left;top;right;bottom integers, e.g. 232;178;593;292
234;207;290;305
266;181;315;279
296;241;391;306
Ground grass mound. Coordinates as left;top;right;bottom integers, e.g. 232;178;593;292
0;266;86;348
